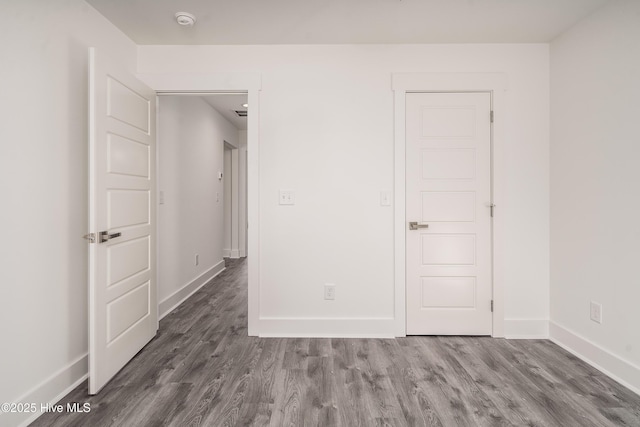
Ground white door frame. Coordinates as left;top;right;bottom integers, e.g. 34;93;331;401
223;139;241;259
392;73;508;338
137;72;261;336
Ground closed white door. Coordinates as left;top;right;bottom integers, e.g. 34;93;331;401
88;48;157;394
406;92;492;335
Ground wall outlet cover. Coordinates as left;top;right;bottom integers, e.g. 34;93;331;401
324;284;336;300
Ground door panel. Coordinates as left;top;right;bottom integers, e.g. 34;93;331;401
107;133;150;178
406;92;492;335
420;149;476;180
421;192;476;222
89;48;157;394
421;277;476;308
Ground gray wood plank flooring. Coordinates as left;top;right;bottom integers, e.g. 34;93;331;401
31;258;640;427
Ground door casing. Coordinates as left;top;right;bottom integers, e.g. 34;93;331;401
392;73;508;337
137;74;262;336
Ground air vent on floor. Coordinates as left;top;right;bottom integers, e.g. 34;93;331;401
233;110;248;117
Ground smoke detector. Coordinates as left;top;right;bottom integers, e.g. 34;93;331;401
175;12;196;26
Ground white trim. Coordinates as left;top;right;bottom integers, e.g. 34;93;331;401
139;73;261;92
239;249;247;258
504;319;549;339
392;72;508;338
2;354;88;427
223;249;231;258
137;72;261;337
229;249;240;259
393;89;406;337
158;260;226;319
392;72;508;92
550;321;640;396
246;89;260;336
258;317;395;338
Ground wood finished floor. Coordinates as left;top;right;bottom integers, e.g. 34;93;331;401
32;258;640;427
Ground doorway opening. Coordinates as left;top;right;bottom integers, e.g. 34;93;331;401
156;93;248;319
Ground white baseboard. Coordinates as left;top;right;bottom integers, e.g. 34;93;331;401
504;318;549;339
229;249;240;259
159;259;225;319
223;249;231;258
0;354;88;427
258;317;395;338
549;321;640;396
239;249;246;258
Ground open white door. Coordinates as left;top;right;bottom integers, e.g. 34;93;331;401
87;48;157;394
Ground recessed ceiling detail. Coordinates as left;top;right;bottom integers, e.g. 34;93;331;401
86;0;610;45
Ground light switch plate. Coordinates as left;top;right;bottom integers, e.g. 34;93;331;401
279;190;295;205
380;191;391;206
590;301;602;324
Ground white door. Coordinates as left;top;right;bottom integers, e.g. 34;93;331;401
88;48;157;394
406;92;492;335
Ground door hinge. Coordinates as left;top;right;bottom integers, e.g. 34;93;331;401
83;233;96;243
491;300;494;312
490;204;495;217
490;110;494;123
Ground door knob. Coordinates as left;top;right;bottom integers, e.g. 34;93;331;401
99;231;122;243
409;222;429;230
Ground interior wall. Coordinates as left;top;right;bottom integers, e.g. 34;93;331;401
139;44;550;335
158;96;238;308
550;0;640;391
0;0;137;422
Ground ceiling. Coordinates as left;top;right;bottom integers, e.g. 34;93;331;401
199;94;248;130
86;0;609;45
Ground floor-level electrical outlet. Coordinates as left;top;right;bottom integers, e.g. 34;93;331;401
324;284;336;300
590;301;602;324
195;254;199;266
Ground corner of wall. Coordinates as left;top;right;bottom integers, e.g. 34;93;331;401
550;321;640;396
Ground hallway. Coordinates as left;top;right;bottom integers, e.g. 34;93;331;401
32;258;640;426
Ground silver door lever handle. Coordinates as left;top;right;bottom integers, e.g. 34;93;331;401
409;222;429;230
99;231;122;243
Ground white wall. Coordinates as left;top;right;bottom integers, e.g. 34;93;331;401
139;44;550;335
0;0;137;424
157;96;238;314
550;0;640;392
